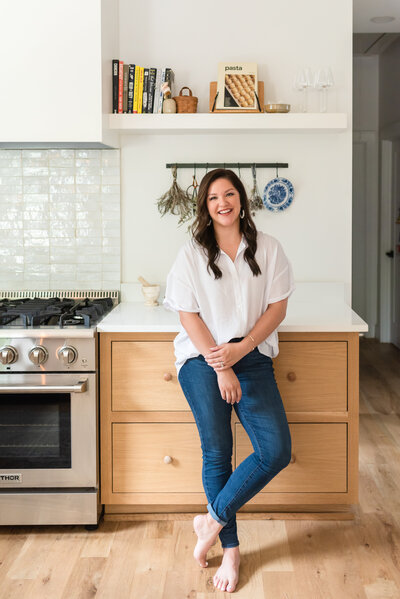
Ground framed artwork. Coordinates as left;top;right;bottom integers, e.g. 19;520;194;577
215;62;258;110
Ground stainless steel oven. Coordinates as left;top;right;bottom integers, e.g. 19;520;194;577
0;291;117;526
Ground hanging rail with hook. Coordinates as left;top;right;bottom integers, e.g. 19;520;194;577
166;162;289;169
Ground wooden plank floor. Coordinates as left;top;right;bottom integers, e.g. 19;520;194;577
0;338;399;598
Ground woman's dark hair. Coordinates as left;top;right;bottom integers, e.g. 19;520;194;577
191;168;261;279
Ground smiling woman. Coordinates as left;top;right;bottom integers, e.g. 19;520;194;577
192;169;261;280
163;168;295;593
206;179;241;230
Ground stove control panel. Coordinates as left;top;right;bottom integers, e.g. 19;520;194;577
0;338;95;372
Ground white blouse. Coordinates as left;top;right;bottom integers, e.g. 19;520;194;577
163;231;295;372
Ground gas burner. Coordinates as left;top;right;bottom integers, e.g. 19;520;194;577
0;296;115;329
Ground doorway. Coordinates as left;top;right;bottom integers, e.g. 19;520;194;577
353;30;400;347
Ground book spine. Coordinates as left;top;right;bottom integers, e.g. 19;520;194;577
133;65;140;113
118;60;124;113
165;68;173;91
122;64;129;113
157;67;167;113
112;59;119;113
137;67;144;113
142;67;149;113
153;68;162;113
127;64;135;113
147;68;157;114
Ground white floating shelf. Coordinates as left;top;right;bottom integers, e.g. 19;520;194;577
108;112;347;135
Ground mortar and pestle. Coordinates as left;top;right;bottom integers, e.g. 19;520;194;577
138;276;160;306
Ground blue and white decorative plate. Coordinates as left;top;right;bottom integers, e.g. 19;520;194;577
262;177;294;212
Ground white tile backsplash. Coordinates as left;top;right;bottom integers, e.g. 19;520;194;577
0;149;120;290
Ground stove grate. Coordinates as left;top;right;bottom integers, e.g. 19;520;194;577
0;290;119;301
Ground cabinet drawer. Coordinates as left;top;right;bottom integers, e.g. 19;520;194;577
274;341;347;411
236;423;347;493
112;423;203;493
111;342;189;411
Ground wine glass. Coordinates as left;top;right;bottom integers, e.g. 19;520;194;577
293;68;314;112
314;67;334;113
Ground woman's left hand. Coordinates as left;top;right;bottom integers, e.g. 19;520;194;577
205;343;246;371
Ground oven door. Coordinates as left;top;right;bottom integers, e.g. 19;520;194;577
0;373;97;488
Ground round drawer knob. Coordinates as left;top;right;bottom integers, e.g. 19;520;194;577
287;371;296;382
163;373;172;381
163;455;173;464
290;453;296;463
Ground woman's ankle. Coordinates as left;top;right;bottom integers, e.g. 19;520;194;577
206;512;223;531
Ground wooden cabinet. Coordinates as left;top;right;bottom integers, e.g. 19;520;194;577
112;423;203;493
273;341;348;411
100;331;359;515
111;341;187;411
236;423;348;493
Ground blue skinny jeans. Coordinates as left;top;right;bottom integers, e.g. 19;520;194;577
178;342;292;548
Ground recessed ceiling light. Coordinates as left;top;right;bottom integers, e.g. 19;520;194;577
370;16;395;23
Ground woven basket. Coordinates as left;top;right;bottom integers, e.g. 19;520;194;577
173;87;198;113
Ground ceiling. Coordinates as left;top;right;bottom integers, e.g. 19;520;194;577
353;0;400;33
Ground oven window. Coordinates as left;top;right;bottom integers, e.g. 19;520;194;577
0;394;71;468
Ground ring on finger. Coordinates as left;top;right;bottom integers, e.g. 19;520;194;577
220;361;224;368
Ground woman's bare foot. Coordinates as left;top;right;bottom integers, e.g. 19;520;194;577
193;513;222;567
213;546;240;593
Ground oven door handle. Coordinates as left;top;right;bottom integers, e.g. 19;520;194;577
0;380;88;394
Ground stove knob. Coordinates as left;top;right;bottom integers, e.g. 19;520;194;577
57;346;78;365
0;345;18;365
28;346;48;366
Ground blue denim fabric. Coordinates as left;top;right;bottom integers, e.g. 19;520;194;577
178;342;292;548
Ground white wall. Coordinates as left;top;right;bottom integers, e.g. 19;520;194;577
118;0;353;301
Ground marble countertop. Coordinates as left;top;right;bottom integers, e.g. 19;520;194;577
97;299;369;333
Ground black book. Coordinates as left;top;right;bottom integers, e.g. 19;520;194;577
143;68;150;113
147;68;157;114
127;64;135;113
112;59;119;113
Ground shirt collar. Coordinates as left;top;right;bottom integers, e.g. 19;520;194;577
219;235;248;261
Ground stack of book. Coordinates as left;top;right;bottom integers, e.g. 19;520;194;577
112;61;174;114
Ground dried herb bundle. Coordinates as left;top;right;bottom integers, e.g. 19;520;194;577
156;166;193;224
249;165;264;213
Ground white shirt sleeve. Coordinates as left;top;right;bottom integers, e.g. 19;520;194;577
163;245;200;313
268;240;296;304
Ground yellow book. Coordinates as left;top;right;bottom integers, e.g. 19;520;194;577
137;67;144;113
133;66;140;113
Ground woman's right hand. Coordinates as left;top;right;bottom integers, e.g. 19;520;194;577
216;368;242;404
